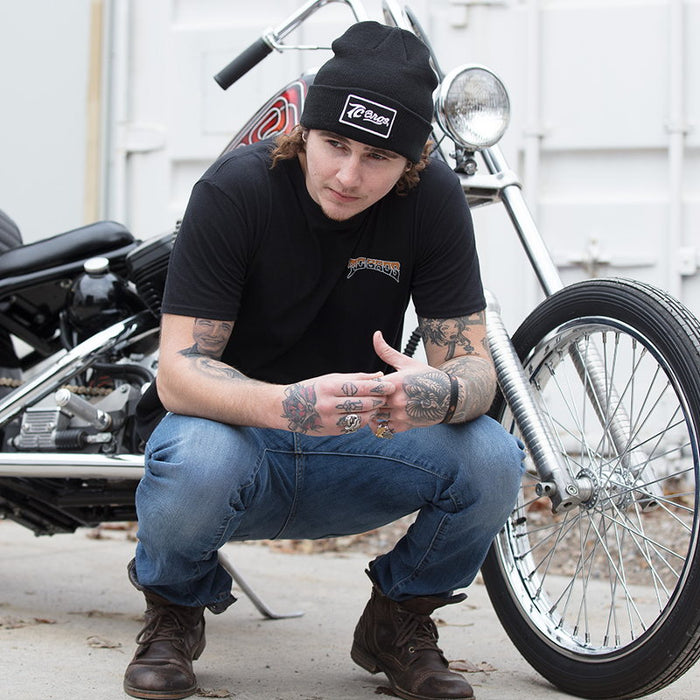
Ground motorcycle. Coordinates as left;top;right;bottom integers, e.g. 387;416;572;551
2;0;700;697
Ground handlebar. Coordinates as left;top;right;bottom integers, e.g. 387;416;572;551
213;0;369;90
214;37;273;90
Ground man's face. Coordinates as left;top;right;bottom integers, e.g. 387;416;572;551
298;130;409;221
192;318;233;356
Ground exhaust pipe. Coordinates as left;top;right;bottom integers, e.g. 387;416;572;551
0;452;144;479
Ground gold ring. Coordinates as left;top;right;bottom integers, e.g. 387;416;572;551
375;424;394;440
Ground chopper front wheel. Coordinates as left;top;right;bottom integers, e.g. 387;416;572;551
482;278;700;699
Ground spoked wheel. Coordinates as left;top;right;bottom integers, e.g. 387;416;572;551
481;278;700;699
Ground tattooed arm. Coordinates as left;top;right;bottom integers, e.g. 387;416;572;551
418;311;496;423
156;313;393;433
370;311;495;430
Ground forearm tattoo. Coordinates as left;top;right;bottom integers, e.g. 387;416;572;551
181;318;233;357
281;383;322;433
442;356;496;423
418;313;495;423
191;356;246;381
419;313;486;361
178;318;245;382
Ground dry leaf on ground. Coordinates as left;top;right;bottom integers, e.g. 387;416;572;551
449;658;497;673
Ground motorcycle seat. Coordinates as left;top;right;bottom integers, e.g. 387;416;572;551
0;221;135;278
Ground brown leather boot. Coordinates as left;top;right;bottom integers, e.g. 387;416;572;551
124;562;206;700
351;583;474;700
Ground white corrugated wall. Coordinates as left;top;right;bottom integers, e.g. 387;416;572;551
1;0;698;330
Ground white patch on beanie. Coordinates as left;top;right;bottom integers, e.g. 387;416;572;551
339;94;397;139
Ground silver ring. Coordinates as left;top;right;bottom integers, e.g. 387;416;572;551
339;413;361;434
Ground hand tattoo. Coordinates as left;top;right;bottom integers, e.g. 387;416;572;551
336;399;363;413
403;371;451;424
282;383;322;433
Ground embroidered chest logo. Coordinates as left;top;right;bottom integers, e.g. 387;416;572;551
339;94;396;139
347;257;401;283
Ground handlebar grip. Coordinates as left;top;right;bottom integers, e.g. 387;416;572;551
214;37;273;90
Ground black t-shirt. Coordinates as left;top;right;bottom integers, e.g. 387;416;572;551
137;140;485;437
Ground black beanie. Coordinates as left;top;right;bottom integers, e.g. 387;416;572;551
300;21;438;163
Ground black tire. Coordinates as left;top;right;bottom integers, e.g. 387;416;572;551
0;211;22;369
481;278;700;699
0;209;22;252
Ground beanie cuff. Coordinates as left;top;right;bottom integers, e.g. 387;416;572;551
301;84;432;163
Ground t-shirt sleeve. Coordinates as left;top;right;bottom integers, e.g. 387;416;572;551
162;179;251;321
410;162;486;320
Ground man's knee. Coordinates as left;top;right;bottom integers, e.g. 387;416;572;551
147;414;237;470
482;422;525;490
137;415;254;547
449;417;524;515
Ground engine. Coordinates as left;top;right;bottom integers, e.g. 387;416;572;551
4;231;177;455
11;383;142;453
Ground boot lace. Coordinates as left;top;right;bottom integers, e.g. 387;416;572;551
394;609;441;654
136;606;193;649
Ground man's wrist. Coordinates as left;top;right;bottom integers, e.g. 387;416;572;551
441;373;460;424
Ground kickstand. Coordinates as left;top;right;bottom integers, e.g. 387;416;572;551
218;550;304;620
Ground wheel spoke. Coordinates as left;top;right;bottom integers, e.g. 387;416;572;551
484;281;700;697
496;317;698;653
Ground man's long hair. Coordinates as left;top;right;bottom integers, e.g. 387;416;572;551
270;125;432;196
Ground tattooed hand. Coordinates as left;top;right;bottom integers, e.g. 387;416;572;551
159;315;398;433
370;333;451;432
370;324;496;431
280;372;394;435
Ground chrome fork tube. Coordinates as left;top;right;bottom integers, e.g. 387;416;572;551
479;146;651;509
568;339;635;462
568;338;662;508
481;145;564;297
485;291;590;512
482;147;641;468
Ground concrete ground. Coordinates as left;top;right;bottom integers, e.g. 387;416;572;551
1;520;699;700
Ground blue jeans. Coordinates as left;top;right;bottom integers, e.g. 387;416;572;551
134;413;524;611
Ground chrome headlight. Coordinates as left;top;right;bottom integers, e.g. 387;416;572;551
436;65;510;150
